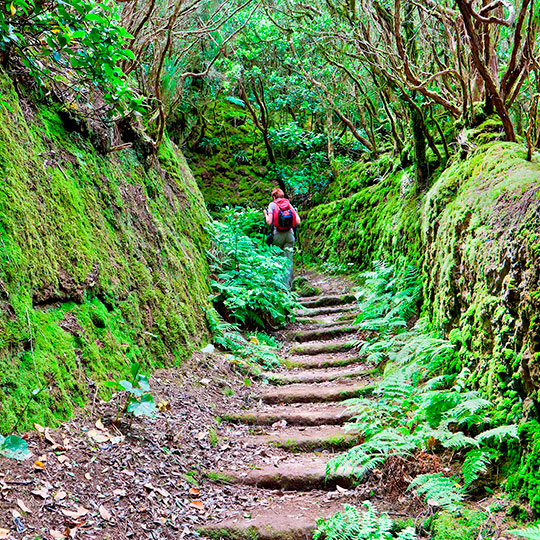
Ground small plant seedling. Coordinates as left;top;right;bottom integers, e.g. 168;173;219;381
208;427;219;447
0;434;30;460
105;362;158;422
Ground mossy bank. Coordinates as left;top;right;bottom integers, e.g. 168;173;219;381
302;139;540;508
0;72;211;433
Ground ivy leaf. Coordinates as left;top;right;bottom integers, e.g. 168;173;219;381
0;435;30;460
128;395;157;417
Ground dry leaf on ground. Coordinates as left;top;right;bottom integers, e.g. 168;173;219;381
17;499;32;513
98;505;111;521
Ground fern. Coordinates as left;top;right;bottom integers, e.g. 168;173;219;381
408;473;464;511
463;448;493;488
314;502;417;540
475;424;518;443
329;260;519;512
508;524;540;539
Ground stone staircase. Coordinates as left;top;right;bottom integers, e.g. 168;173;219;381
201;277;375;539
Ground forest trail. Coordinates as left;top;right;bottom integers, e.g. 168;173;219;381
202;273;375;540
0;273;379;540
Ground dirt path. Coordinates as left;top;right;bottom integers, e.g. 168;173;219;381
0;272;380;540
200;272;375;539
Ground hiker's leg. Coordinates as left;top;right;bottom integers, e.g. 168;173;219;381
274;231;295;288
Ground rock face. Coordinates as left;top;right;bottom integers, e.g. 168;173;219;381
422;143;540;421
0;72;211;431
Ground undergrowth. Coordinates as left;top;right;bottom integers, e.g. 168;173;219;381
206;309;280;372
314;502;416;540
207;207;296;329
328;262;519;513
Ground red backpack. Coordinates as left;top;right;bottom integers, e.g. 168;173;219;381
273;198;297;231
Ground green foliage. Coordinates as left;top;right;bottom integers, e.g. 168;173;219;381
0;0;141;113
314;503;416;540
206;309;280;370
0;434;29;460
508;524;540;539
105;362;157;420
355;262;421;335
408;473;464;511
207;211;296;329
328;261;519;512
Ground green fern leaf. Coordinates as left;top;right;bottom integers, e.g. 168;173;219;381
507;524;540;539
463;448;492;488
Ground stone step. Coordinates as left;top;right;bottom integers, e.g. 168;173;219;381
249;425;358;452
284;354;366;369
296;304;357;318
300;294;356;309
286;325;359;343
207;456;354;490
200;495;348;540
295;313;357;326
260;382;373;404
289;339;357;356
222;404;354;426
268;365;374;385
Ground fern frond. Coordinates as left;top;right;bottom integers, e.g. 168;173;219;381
507;524;540;539
409;473;464;511
463;448;492;488
475;424;518;443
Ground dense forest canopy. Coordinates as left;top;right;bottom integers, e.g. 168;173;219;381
2;0;539;197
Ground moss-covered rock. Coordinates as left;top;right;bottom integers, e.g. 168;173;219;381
429;509;487;540
0;71;211;433
301;163;422;270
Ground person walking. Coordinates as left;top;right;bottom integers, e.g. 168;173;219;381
263;188;301;288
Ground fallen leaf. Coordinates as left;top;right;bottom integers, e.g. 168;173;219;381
188;487;200;496
34;460;45;470
155;487;171;498
84;473;92;480
32;486;49;499
17;499;32;513
11;509;21;518
61;506;89;519
95;420;105;430
190;500;205;511
50;529;66;539
44;428;57;446
34;423;46;433
57;455;69;464
98;505;111;521
113;489;126;497
197;431;206;440
86;429;109;443
54;491;67;501
157;400;170;412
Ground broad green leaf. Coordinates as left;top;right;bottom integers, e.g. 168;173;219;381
1;435;30;460
128;394;157;417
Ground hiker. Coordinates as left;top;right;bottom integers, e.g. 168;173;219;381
263;188;301;288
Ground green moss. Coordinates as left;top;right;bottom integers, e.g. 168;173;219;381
302;164;422;272
205;471;237;484
430;509;487;540
0;71;211;433
199;526;259;540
